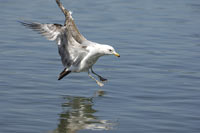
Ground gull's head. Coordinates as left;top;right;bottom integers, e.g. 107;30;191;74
101;45;120;57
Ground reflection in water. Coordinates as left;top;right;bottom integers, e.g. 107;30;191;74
51;94;113;133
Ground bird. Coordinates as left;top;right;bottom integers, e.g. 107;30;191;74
20;0;120;87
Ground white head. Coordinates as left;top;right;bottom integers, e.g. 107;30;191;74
101;45;120;57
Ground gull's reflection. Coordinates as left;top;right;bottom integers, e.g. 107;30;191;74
52;93;113;133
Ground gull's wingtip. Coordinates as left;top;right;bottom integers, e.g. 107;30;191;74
18;20;31;28
18;20;40;30
58;69;71;80
18;20;35;27
55;0;69;16
18;19;27;26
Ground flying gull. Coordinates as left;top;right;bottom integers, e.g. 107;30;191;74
20;0;120;86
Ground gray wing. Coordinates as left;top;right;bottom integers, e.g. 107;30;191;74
58;28;88;67
56;0;87;44
20;21;63;45
21;21;88;68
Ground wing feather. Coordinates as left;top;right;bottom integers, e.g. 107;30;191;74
21;21;88;68
20;21;63;45
58;29;88;67
56;0;86;44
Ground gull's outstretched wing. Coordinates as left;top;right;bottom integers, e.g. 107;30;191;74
21;21;88;68
20;0;89;68
20;21;64;45
56;0;87;44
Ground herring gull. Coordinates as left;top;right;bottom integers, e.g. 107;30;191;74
20;0;120;86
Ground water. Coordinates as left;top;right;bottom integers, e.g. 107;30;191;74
1;0;200;132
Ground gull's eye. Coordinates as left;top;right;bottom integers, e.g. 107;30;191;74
109;49;112;52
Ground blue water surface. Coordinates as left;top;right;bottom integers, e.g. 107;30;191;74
0;0;200;133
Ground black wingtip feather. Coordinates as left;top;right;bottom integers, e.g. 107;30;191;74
19;21;41;30
58;69;71;80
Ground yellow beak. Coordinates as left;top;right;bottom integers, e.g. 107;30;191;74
114;52;120;57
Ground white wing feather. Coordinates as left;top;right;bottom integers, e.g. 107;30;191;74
20;22;63;45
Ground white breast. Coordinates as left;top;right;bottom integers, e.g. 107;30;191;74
78;54;100;72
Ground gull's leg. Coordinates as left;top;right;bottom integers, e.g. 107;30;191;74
91;67;107;82
88;70;104;87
